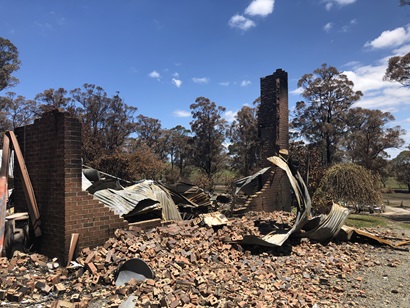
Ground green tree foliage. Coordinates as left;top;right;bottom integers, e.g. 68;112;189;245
292;64;363;165
168;125;191;175
342;107;405;177
189;97;228;182
384;52;410;87
228;105;258;176
70;84;138;163
392;150;410;192
0;37;20;92
313;163;382;213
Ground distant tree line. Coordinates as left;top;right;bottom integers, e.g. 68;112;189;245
2;35;410;196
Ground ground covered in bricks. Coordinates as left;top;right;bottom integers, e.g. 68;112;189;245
1;210;409;308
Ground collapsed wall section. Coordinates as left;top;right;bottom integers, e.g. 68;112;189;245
252;68;291;212
13;110;127;262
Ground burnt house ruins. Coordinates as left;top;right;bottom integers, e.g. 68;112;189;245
9;69;291;261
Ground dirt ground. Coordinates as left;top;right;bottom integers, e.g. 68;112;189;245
334;206;410;308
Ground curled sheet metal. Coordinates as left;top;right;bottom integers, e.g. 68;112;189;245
339;225;410;249
234;167;271;195
94;180;182;221
301;203;350;241
240;155;349;247
115;258;154;286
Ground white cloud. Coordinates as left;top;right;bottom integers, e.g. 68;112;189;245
290;87;303;96
241;80;251;87
148;70;161;79
219;81;230;86
245;0;275;17
173;110;191;117
343;61;362;69
35;21;53;33
323;22;334;32
192;77;210;84
391;43;410;56
323;0;357;11
228;14;256;31
344;64;388;93
365;25;410;49
341;19;357;32
224;110;237;122
172;78;182;88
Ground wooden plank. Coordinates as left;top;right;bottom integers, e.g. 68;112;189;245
66;233;79;267
7;131;41;237
0;134;11;256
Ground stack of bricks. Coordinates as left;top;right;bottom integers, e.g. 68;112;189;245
13;110;128;263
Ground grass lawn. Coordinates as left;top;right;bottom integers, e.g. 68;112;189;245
346;213;410;230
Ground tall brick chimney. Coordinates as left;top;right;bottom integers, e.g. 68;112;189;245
251;69;291;212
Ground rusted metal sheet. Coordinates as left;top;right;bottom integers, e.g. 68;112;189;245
7;131;41;237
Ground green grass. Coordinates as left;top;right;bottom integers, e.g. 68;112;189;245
346;214;390;229
346;213;410;230
384;177;407;190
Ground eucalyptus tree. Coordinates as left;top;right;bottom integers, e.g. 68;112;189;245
0;37;20;91
292;64;363;165
384;52;410;87
189;96;228;181
342;107;405;177
71;84;138;163
228;105;258;176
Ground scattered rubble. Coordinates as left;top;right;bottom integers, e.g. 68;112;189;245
0;211;408;307
1;141;409;308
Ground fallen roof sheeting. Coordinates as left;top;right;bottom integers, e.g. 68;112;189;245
339;225;410;249
93;180;182;221
240;155;350;247
234;167;271;196
161;182;211;209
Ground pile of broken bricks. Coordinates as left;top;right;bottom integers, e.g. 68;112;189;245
0;211;403;307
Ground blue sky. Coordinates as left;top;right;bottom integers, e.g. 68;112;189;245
1;0;410;157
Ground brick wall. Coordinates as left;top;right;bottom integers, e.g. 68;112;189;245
13;110;127;262
253;69;291;212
